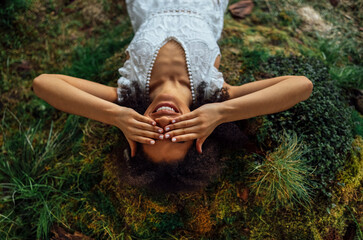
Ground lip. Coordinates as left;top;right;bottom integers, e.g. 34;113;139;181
151;102;181;118
152;102;180;113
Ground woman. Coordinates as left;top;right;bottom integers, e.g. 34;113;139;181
32;0;313;192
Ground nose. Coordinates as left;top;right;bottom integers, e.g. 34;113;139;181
155;116;172;128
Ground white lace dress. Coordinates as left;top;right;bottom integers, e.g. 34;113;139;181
117;0;229;104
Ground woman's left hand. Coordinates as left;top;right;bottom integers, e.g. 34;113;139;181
163;103;224;153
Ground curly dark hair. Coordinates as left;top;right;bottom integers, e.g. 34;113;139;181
114;81;248;193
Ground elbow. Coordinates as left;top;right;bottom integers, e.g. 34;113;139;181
299;76;313;100
32;73;49;95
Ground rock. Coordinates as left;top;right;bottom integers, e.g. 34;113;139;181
297;6;333;34
228;0;254;19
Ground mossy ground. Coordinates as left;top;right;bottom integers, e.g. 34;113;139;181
1;0;362;239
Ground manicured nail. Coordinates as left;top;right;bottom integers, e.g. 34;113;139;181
150;140;155;144
159;135;164;140
158;129;163;133
165;134;170;139
152;122;156;126
172;137;176;142
165;127;170;131
172;119;176;123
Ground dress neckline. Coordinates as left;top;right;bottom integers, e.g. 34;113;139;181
145;36;196;103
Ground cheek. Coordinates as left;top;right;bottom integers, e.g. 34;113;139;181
144;105;154;116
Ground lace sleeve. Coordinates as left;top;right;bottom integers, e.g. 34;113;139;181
117;59;134;103
207;66;225;99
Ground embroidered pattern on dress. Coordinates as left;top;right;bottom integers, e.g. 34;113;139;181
118;1;228;104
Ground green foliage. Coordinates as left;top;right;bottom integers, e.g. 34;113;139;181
61;23;133;84
262;55;330;84
277;10;301;28
0;0;31;29
250;9;275;25
351;110;363;137
0;112;83;239
241;47;270;73
1;0;361;238
258;56;354;184
249;2;301;30
330;65;363;89
336;136;363;189
249;132;313;209
318;36;362;67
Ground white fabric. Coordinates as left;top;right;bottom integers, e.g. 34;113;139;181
117;0;229;103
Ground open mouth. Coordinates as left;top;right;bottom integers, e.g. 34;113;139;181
152;102;180;114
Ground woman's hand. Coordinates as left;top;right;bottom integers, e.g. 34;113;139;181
114;107;164;157
163;103;224;154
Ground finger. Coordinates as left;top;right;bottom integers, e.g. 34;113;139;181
165;118;199;131
134;114;156;126
164;125;200;139
196;137;207;154
133;136;156;145
134;120;164;133
170;133;199;142
126;138;137;157
134;128;164;140
170;111;198;123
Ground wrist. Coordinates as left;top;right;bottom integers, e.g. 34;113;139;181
215;102;227;125
216;101;236;124
109;104;125;128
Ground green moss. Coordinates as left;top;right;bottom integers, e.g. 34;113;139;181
1;0;362;239
336;136;363;204
257;56;354;186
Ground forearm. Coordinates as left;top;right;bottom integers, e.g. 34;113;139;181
228;75;295;99
46;74;118;102
32;74;120;126
219;76;313;123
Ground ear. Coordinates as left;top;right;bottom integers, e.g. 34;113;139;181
196;137;207;154
127;138;137;157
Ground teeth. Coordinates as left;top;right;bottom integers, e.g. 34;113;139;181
156;106;175;112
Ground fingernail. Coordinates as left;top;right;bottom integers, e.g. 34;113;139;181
165;134;170;139
158;129;163;133
165;127;170;131
150;140;155;144
152;122;156;126
172;120;176;123
159;135;164;140
172;137;176;142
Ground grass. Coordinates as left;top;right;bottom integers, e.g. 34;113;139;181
0;0;362;239
61;22;133;83
0;111;83;239
248;132;313;209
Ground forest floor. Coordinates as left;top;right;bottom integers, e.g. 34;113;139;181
0;0;362;239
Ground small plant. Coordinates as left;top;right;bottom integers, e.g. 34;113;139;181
0;111;83;239
258;56;354;185
249;132;313;209
0;0;30;29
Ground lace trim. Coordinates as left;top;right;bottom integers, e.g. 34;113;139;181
151;9;202;18
148;8;215;35
145;36;196;103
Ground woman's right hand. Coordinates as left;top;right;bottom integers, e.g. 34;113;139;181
114;107;164;157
